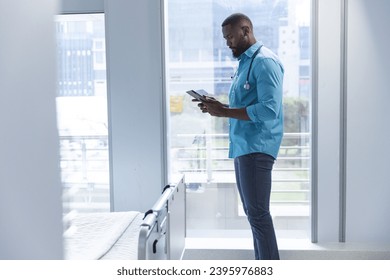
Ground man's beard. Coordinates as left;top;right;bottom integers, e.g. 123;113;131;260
231;37;247;58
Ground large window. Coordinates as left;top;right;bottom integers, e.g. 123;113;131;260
55;14;110;215
166;0;311;239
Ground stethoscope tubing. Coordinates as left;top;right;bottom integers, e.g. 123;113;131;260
244;45;262;90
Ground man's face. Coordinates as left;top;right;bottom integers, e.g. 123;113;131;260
222;24;247;58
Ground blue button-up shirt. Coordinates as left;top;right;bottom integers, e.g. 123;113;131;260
228;42;284;159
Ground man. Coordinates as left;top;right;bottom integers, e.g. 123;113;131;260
196;13;284;260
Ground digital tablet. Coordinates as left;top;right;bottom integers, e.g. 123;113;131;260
186;89;208;102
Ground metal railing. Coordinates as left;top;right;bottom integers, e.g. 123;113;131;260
58;132;311;216
172;132;311;208
59;135;110;213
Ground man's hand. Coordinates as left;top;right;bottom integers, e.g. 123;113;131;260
193;96;227;117
202;97;228;117
193;96;250;120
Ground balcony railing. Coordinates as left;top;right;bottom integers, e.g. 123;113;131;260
172;132;311;213
59;135;110;213
58;132;311;218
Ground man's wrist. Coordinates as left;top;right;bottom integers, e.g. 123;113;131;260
221;106;230;117
224;107;250;120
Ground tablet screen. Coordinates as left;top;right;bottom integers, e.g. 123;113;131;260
186;89;208;101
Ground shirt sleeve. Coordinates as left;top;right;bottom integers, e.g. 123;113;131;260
246;57;284;122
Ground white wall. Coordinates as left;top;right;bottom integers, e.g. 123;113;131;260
346;0;390;243
60;0;104;13
105;0;166;212
316;0;390;244
0;0;63;259
316;0;342;242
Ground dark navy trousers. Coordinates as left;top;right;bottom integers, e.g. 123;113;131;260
234;152;280;260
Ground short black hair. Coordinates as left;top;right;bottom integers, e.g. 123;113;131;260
221;13;253;29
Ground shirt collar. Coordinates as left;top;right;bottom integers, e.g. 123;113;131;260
238;41;262;61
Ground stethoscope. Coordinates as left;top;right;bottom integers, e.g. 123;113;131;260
232;45;262;90
244;46;262;90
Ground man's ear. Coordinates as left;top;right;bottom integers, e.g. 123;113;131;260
242;25;250;37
